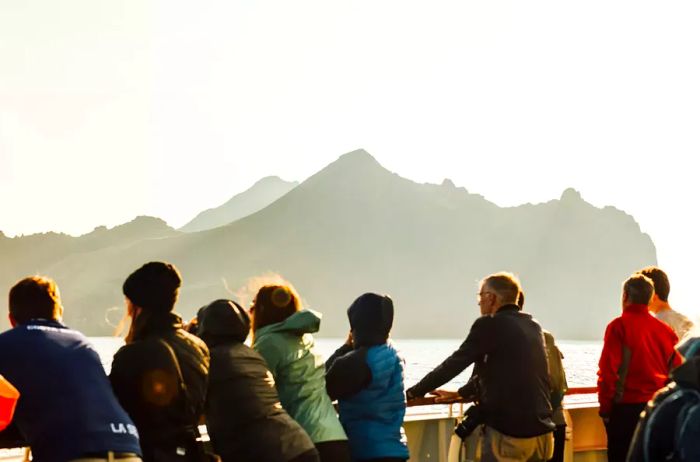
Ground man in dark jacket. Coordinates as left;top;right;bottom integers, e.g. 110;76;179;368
197;299;319;462
406;272;554;462
110;262;210;462
0;276;142;462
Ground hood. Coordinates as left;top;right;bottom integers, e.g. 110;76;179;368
672;356;700;389
197;299;250;346
256;309;321;337
348;293;393;347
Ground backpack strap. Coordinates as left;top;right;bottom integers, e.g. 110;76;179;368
157;338;199;436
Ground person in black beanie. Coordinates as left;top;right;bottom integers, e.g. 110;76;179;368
110;262;211;462
196;299;319;462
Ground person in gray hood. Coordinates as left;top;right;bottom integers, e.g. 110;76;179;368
197;299;319;462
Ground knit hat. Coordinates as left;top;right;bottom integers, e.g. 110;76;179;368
122;261;182;313
197;299;250;344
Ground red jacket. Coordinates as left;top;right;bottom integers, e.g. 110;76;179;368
597;304;682;416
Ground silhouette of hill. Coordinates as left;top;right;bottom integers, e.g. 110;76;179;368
0;150;656;339
180;176;299;232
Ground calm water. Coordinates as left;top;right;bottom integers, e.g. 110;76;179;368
92;337;602;390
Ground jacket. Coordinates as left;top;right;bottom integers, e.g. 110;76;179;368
597;303;682;416
627;355;700;462
406;304;555;438
110;311;210;460
253;309;347;443
325;293;409;461
0;319;141;462
198;300;316;462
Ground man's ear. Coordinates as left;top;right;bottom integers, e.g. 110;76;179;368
55;304;64;322
622;290;629;305
8;313;17;328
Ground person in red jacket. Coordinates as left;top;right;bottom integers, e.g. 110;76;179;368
597;273;683;462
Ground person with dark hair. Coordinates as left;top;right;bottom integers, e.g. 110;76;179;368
597;273;683;462
251;285;349;462
406;272;555;462
196;299;319;462
325;293;410;462
110;262;210;462
0;276;142;462
638;266;694;340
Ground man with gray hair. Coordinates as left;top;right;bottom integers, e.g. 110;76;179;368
406;272;555;461
597;273;682;462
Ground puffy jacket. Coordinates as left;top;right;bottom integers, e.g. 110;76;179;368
597;304;682;416
325;293;409;461
110;311;210;461
0;319;141;462
337;345;409;461
198;300;316;462
253;310;347;444
407;305;555;438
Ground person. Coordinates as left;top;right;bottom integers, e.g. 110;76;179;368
638;266;694;340
627;354;700;462
110;262;210;462
542;330;567;462
250;284;350;462
196;299;319;462
520;293;568;462
406;272;555;462
0;276;142;462
325;293;410;462
597;273;682;462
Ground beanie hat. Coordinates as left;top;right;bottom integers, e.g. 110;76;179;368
123;261;182;313
197;299;250;343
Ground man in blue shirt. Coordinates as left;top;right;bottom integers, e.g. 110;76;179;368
0;276;142;462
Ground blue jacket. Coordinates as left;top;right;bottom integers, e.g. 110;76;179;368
337;344;409;461
0;319;141;462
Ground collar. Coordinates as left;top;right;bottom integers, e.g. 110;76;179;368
623;303;649;314
494;304;520;315
22;318;65;328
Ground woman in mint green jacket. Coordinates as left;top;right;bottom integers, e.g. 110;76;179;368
251;285;350;462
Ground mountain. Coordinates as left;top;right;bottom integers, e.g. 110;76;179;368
0;150;656;339
179;176;299;233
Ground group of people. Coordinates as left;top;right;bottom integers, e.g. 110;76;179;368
0;262;409;462
0;261;694;462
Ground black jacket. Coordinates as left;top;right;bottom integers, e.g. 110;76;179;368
407;305;555;438
198;300;316;462
110;312;210;461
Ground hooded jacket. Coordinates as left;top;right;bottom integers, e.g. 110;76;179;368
325;293;409;461
197;300;316;462
252;309;346;444
110;311;209;461
627;355;700;462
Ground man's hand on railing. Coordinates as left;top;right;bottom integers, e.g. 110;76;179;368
429;389;462;404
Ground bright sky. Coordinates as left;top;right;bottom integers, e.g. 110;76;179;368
1;1;699;317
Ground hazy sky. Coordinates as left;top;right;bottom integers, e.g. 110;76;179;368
2;1;700;315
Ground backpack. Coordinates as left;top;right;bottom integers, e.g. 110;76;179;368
628;360;700;462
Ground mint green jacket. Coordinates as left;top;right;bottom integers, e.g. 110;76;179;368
253;309;347;443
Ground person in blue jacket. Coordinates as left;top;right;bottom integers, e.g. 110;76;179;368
0;276;142;462
325;293;410;462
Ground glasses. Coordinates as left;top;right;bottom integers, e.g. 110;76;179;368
477;291;494;301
